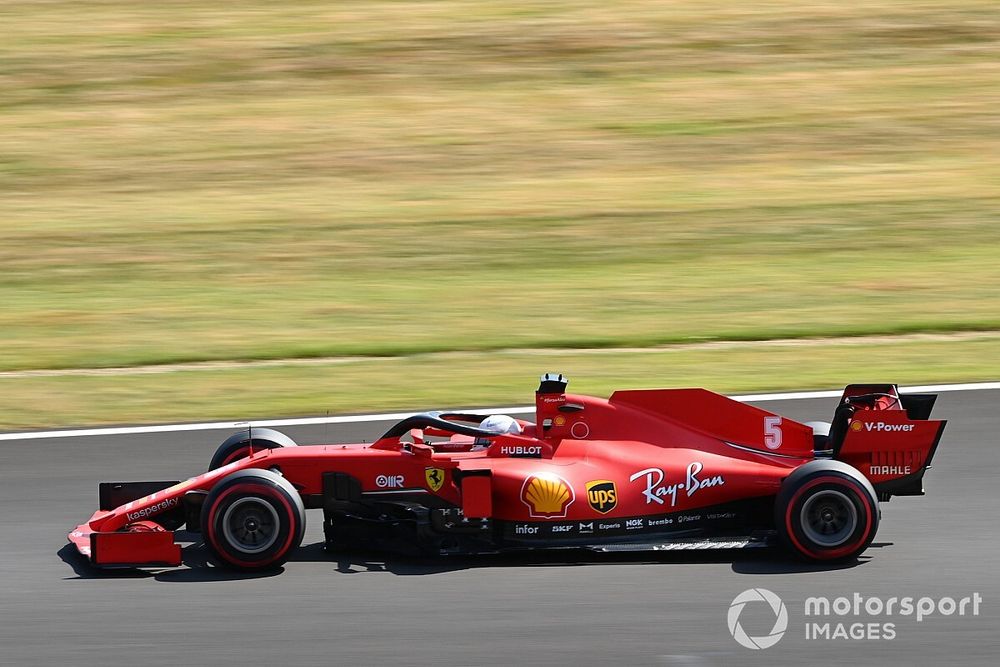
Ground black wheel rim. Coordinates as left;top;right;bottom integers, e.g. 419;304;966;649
221;497;280;554
799;489;858;547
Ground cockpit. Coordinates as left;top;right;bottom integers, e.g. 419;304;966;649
373;411;536;453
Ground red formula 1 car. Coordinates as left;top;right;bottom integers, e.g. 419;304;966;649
68;374;946;571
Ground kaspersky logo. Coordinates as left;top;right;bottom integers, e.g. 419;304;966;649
520;473;575;519
124;497;179;523
728;588;788;650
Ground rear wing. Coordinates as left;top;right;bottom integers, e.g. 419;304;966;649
831;384;946;501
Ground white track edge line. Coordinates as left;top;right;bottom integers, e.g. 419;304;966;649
2;380;998;442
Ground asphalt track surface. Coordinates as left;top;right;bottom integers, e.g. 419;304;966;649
1;391;997;666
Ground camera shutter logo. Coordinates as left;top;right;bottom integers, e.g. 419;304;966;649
727;588;788;650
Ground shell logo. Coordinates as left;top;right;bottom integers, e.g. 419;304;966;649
850;420;864;432
520;473;575;519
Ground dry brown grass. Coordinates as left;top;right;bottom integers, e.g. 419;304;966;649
0;1;998;424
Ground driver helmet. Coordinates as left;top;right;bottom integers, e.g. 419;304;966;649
479;414;523;435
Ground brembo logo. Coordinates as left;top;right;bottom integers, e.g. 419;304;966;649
125;497;178;522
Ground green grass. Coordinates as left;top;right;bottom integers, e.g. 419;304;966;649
1;1;999;426
1;336;998;430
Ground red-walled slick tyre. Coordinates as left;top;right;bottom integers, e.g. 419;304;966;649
201;469;305;571
208;427;297;471
775;460;880;562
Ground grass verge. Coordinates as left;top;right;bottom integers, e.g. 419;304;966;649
2;336;997;430
2;1;999;371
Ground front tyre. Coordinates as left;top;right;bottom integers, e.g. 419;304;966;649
208;427;297;471
201;469;306;571
775;460;879;562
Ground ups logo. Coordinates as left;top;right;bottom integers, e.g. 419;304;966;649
586;480;617;514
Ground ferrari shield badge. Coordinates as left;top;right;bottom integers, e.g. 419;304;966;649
425;467;446;492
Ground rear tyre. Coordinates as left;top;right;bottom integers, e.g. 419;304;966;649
208;427;297;471
775;460;879;562
201;469;306;571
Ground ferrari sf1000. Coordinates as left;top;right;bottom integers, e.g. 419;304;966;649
68;374;945;571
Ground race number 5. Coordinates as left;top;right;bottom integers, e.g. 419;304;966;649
764;416;782;450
